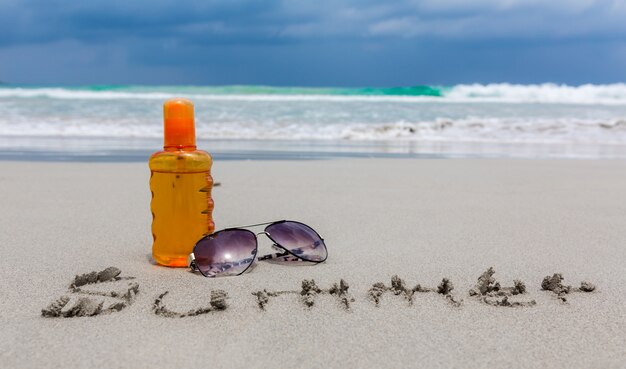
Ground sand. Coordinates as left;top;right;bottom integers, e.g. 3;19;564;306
0;158;625;368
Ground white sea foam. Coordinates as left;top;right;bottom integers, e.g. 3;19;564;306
2;116;626;145
445;83;626;105
2;84;626;104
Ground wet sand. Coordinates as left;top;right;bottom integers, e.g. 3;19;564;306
0;159;625;368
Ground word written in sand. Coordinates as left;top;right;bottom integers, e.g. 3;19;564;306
467;267;536;307
152;290;228;318
42;267;597;318
367;275;462;307
252;279;355;311
42;267;139;318
541;273;596;302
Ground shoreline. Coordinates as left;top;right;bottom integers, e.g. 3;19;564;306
4;139;626;161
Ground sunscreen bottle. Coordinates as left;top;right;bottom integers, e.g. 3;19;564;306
149;98;215;267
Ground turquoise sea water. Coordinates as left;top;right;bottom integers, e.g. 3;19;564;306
24;84;446;96
1;84;626;160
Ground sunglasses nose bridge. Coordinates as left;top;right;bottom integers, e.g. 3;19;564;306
256;231;270;237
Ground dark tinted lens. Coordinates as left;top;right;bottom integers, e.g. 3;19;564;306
265;221;327;262
193;229;257;277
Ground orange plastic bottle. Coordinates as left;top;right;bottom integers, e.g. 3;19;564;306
149;98;215;267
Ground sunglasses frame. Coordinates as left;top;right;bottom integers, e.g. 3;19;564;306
188;220;327;277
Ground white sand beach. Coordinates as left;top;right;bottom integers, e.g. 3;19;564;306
1;158;625;368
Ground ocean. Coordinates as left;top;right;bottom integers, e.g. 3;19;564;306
1;84;626;160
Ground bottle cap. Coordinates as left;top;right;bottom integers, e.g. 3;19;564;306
163;98;196;149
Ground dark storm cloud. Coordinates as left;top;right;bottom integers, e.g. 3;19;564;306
1;0;625;84
0;0;284;45
4;0;626;45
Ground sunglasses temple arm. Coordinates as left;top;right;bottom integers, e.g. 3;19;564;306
257;250;301;262
188;239;323;273
190;249;295;265
258;240;323;261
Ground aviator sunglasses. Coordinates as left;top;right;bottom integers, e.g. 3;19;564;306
188;220;328;277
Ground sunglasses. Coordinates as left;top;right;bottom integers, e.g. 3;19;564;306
188;220;328;277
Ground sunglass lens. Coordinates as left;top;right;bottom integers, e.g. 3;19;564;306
265;221;327;262
192;229;257;277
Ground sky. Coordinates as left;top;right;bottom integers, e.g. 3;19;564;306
0;0;625;86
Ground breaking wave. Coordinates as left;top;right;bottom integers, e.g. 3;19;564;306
1;83;626;104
